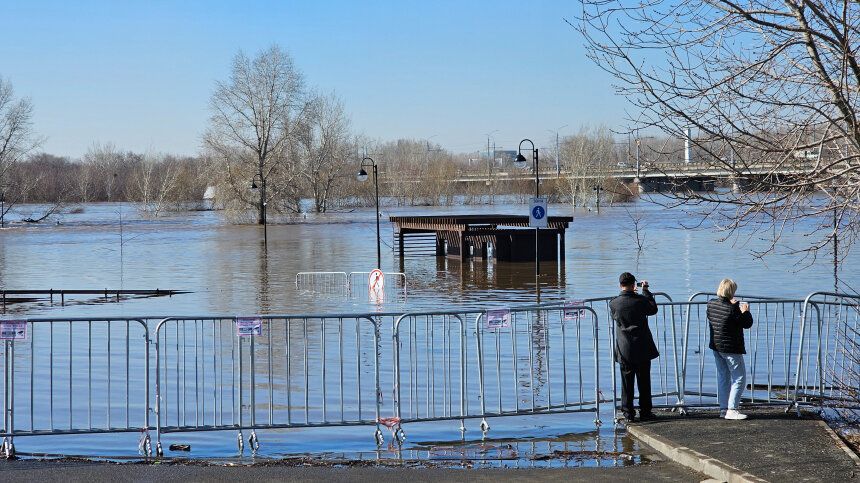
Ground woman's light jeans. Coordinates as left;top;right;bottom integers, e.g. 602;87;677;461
713;351;746;410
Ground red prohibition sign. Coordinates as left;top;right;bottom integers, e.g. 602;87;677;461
369;269;385;301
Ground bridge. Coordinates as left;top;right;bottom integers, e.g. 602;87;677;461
381;162;820;192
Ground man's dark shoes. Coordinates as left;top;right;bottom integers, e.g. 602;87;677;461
638;412;656;421
620;413;637;423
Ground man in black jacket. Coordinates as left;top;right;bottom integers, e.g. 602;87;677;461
609;272;659;422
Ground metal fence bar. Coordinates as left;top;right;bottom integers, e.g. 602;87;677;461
794;293;860;413
0;318;151;458
676;299;813;411
474;305;602;434
347;272;408;298
153;314;384;455
295;272;349;296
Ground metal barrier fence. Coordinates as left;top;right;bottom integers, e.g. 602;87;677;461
294;271;407;299
1;318;151;458
474;306;603;432
679;299;811;410
2;291;859;458
295;272;348;295
794;293;860;412
153;315;383;456
390;311;473;442
348;272;408;299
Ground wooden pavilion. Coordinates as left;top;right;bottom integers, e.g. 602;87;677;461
389;214;573;262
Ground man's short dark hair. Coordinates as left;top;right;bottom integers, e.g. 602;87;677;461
619;272;636;286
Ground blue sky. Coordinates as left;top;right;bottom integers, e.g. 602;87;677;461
0;1;629;159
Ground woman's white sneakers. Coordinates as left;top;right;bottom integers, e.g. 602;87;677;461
724;409;748;420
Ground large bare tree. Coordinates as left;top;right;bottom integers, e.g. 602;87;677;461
578;1;860;263
203;45;306;224
0;76;42;221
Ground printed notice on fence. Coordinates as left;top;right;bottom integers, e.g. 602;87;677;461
564;301;586;320
0;320;27;340
485;309;510;329
236;317;263;337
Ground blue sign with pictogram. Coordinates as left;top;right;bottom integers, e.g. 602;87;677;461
529;198;547;227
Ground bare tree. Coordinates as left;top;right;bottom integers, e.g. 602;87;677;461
0;76;42;220
128;152;182;216
560;125;617;208
203;45;307;224
577;1;860;260
294;92;352;213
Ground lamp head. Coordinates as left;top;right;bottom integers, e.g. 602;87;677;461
514;153;528;169
357;168;369;182
250;180;258;190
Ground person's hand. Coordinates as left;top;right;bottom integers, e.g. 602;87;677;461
730;298;738;304
640;280;649;290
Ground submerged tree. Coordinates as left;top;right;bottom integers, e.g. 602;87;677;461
0;76;42;222
577;1;860;261
203;45;306;224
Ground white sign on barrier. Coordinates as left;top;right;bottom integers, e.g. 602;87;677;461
485;309;511;329
0;320;27;340
236;317;262;337
369;269;385;303
564;301;586;320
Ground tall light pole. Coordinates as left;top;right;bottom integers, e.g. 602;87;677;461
549;124;567;175
250;174;267;247
515;139;541;277
486;130;498;183
358;156;381;270
425;134;438;164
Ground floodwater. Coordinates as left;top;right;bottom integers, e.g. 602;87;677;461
0;198;855;464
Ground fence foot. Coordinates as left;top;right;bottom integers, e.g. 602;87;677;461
374;428;384;446
156;441;163;457
2;438;14;459
249;431;259;452
395;427;406;444
237;431;244;454
139;433;152;457
480;419;490;434
459;420;466;440
594;417;603;429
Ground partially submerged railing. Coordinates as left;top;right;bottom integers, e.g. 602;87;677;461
295;271;407;299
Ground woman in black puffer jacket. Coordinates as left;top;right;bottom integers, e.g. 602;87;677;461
707;279;754;420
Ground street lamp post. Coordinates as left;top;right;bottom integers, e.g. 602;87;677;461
593;185;603;213
358;156;381;270
0;191;5;229
515;139;541;277
250;174;267;247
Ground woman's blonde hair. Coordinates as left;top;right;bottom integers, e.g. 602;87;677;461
717;278;738;299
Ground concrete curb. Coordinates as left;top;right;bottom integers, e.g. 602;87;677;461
626;424;769;483
817;419;860;467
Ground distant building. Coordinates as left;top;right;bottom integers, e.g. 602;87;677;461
477;149;517;166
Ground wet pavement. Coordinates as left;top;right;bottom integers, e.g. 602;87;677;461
625;407;860;482
0;456;706;482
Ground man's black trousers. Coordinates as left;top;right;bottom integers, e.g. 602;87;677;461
619;360;652;417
